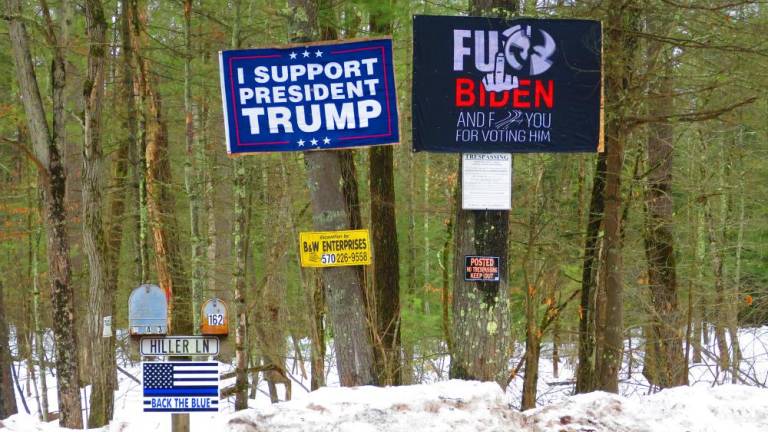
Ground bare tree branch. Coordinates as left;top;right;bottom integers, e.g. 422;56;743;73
627;96;757;129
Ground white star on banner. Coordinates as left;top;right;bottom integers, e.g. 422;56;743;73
297;139;305;147
315;49;323;58
302;49;310;58
310;138;318;146
289;52;297;60
322;137;331;145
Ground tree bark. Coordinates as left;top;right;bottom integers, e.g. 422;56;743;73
31;227;49;421
642;59;687;388
82;0;117;425
520;167;547;410
7;0;84;426
226;0;251;409
0;280;18;418
576;153;606;393
182;0;206;334
288;0;378;387
304;151;378;386
369;7;401;387
703;199;730;373
449;0;516;388
129;0;192;338
595;1;639;393
450;158;512;385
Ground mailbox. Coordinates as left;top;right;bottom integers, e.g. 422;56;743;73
128;284;168;336
200;298;228;336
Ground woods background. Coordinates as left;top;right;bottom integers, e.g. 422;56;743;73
0;0;767;428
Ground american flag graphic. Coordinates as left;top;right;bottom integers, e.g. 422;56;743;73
142;362;219;412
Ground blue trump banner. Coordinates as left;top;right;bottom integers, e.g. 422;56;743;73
412;15;602;153
219;38;399;154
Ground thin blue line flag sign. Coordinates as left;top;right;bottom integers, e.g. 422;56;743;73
219;38;400;154
142;362;219;413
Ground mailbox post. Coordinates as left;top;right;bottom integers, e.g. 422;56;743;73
132;286;222;432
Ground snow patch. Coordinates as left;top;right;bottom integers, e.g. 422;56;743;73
524;384;768;432
223;380;523;432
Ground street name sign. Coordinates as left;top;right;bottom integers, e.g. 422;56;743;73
140;336;220;357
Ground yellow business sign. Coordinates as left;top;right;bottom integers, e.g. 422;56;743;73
299;229;371;268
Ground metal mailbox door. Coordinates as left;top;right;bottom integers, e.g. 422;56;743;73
128;284;168;336
200;298;228;336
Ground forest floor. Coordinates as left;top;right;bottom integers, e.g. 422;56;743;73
3;326;768;431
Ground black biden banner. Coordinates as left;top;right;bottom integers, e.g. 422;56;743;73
412;15;602;153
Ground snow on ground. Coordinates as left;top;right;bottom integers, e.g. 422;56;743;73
4;326;768;431
524;384;768;432
223;380;522;432
5;381;768;432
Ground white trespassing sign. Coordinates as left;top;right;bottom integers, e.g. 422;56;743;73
462;153;512;210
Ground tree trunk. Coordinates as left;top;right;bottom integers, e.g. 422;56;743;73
449;0;516;388
31;227;49;421
304;151;378;386
233;153;250;409
441;186;456;356
310;271;326;390
228;0;251;409
369;9;401;387
0;280;18;418
595;1;639;393
450;158;512;384
288;0;378;387
129;0;150;285
552;303;560;379
521;312;541;410
576;153;606;393
129;0;192;338
521;167;547;411
82;0;117;425
403;84;417;386
281;155;326;391
97;1;134;421
182;0;205;334
731;142;746;383
253;176;290;403
642;59;686;388
7;0;84;426
703;200;730;373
